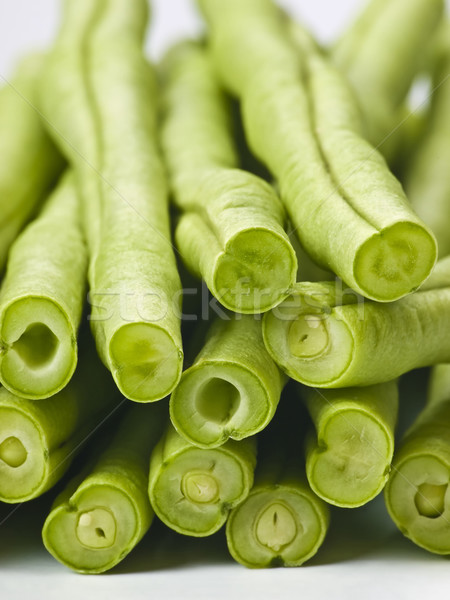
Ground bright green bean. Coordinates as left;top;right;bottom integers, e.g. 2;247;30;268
304;382;398;507
385;364;450;554
199;0;437;302
148;422;256;537
263;257;450;388
226;393;329;568
162;41;297;313
0;347;120;503
42;402;165;574
405;27;450;257
333;0;444;148
0;54;64;270
170;314;285;448
0;172;87;399
39;0;183;402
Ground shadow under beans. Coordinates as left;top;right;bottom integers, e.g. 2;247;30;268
111;519;232;575
0;494;52;564
309;494;397;566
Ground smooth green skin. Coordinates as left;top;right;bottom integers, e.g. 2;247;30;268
0;172;87;399
385;364;450;554
148;422;256;537
0;54;64;270
43;403;165;574
304;382;398;508
333;0;444;148
162;42;296;313
405;36;450;258
170;315;285;448
263;257;450;388
199;0;437;302
0;354;119;503
39;0;183;402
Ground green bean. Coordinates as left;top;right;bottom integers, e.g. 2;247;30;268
0;54;64;270
0;347;120;503
385;364;450;554
170;314;285;448
226;393;329;568
333;0;444;147
405;26;450;257
199;0;437;302
39;0;183;402
263;257;450;388
162;41;297;313
42;402;165;574
0;172;87;399
304;382;398;508
148;422;256;536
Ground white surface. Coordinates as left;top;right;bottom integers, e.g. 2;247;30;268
1;1;450;599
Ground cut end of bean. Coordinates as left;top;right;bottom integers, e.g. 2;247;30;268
226;486;329;568
415;483;447;519
109;322;183;402
0;297;77;399
76;508;117;549
254;502;298;552
0;405;46;502
263;300;354;387
353;222;437;301
214;228;297;314
307;408;392;507
149;442;253;536
170;361;272;448
385;454;450;554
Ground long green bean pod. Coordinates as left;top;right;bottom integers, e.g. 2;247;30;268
39;0;183;402
161;41;297;314
333;0;444;148
404;28;450;258
0;172;87;399
170;315;285;448
226;391;329;568
0;348;120;504
385;364;450;554
199;0;437;302
42;403;166;574
0;54;64;270
263;257;450;388
148;422;256;536
304;382;398;508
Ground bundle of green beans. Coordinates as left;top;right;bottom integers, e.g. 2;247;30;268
198;0;437;303
2;0;450;577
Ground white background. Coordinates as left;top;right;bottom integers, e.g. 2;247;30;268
1;1;450;599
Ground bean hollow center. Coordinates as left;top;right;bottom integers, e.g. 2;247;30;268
415;482;448;518
12;323;59;370
196;377;240;425
0;436;27;467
